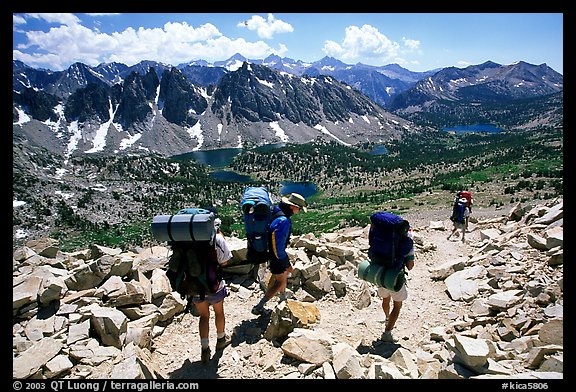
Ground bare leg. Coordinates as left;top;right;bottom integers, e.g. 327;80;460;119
381;296;391;318
385;300;403;332
212;300;225;335
195;301;210;339
263;271;289;302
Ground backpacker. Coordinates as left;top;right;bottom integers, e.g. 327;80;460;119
150;208;221;300
450;198;468;224
241;186;284;264
368;212;411;271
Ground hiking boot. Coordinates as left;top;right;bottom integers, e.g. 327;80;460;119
251;305;265;315
216;335;232;350
381;330;396;343
201;347;211;364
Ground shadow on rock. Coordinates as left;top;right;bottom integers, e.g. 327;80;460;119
356;339;401;358
228;312;272;346
168;353;223;379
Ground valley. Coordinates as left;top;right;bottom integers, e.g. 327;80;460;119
12;126;563;252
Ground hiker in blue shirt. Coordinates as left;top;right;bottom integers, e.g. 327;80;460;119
251;193;308;315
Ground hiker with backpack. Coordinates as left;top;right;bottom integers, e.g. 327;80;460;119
364;212;415;343
150;207;233;364
192;214;233;363
250;192;308;316
448;193;472;242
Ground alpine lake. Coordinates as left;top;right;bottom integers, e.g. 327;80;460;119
170;126;499;198
171;143;319;198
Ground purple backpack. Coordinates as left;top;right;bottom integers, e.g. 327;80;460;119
368;212;411;270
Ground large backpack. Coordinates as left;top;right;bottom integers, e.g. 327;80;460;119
368;212;411;270
151;208;221;300
241;186;284;264
451;198;468;224
457;190;472;208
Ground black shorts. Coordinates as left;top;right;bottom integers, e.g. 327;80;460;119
269;257;291;275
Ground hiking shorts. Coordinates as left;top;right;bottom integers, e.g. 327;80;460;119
452;221;466;230
191;286;228;305
269;256;291;275
378;285;408;302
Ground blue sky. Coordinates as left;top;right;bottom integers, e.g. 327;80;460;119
13;13;564;74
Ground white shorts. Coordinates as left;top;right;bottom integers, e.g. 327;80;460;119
378;284;408;302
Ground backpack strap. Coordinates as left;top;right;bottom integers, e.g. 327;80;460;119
271;209;285;221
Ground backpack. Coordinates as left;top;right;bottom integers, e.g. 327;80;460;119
457;191;472;208
368;212;411;270
150;208;221;300
241;186;284;264
451;198;468;223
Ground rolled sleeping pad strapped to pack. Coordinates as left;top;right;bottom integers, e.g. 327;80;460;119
151;209;216;243
357;259;406;292
358;259;386;286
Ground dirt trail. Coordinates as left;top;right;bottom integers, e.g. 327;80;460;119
149;207;504;379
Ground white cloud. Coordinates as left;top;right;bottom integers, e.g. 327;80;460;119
322;40;344;57
323;24;400;62
24;13;81;26
238;14;293;39
13;14;26;25
402;37;420;51
14;19;288;70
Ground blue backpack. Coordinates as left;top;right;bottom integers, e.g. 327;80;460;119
241;186;284;264
451;199;468;223
368;212;411;270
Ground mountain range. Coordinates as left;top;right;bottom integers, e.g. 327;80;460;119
12;55;563;158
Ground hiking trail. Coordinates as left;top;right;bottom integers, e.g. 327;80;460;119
149;206;503;379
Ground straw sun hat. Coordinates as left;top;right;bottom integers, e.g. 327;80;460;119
281;193;308;212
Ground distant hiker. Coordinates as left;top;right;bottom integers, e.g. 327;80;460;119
452;190;473;225
448;196;471;242
251;193;308;316
365;212;415;343
193;214;233;364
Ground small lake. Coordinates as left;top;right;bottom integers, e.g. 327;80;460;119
209;171;251;182
443;124;503;133
172;148;243;168
279;181;318;198
369;145;388;155
171;146;319;197
172;143;287;168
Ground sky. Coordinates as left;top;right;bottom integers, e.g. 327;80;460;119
12;13;564;74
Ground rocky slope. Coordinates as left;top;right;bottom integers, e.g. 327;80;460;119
12;200;563;380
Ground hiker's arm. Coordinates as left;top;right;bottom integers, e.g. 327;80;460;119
404;242;415;271
270;217;290;261
215;233;233;266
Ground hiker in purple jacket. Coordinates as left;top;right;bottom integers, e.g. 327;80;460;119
377;227;415;343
